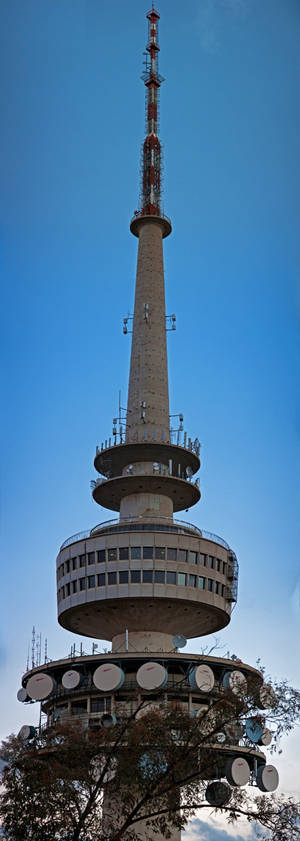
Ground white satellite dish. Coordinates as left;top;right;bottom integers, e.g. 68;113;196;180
189;664;215;692
136;662;168;691
26;673;55;701
62;669;81;690
225;757;250;787
257;764;279;792
258;727;272;747
18;725;36;741
223;670;247;696
93;664;124;692
259;684;277;709
17;687;28;703
172;634;187;649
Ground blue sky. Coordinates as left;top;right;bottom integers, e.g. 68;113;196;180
1;0;300;833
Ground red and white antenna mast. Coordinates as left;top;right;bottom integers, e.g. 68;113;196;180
139;7;164;218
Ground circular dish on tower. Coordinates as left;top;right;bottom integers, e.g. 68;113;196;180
93;664;124;692
223;670;247;696
258;728;272;747
225;757;250;787
18;725;36;740
257;764;279;792
62;669;81;690
189;664;215;692
259;684;277;709
136;662;168;691
206;781;231;806
17;687;28;703
26;673;55;701
245;718;264;744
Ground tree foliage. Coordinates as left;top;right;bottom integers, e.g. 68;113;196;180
0;673;299;841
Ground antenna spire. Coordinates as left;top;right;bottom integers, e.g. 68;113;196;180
139;7;163;218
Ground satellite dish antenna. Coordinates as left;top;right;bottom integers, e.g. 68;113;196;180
172;634;187;649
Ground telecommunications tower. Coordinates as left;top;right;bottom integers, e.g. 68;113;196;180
17;9;279;840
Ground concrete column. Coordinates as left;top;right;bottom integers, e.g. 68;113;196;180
127;219;170;443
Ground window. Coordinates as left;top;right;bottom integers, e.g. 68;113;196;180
198;576;205;589
154;570;165;584
189;551;197;564
91;697;111;713
207;556;214;569
79;554;86;567
108;572;117;585
65;560;70;574
222;562;227;575
97;550;105;563
178;573;186;586
66;582;71;596
221;584;225;597
119;547;129;560
207;579;213;591
88;552;95;565
119;570;129;584
178;549;187;562
131;570;141;583
72;580;77;594
143;546;153;559
155;547;165;560
97;573;105;586
72;557;77;571
167;571;176;585
167;547;177;561
215;581;219;594
88;575;95;588
188;574;197;587
199;553;206;566
71;701;87;714
79;577;86;591
61;586;65;599
108;548;117;562
215;558;221;572
59;564;64;578
131;547;141;560
143;570;153;583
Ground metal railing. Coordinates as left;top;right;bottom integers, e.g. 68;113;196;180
96;431;200;457
59;518;231;552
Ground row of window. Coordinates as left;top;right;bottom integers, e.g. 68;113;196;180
57;569;226;602
58;550;226;580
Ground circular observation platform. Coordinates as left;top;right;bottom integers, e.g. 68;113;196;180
130;213;172;238
94;441;200;479
56;527;238;640
92;473;200;512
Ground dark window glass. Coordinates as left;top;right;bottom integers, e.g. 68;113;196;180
97;573;105;586
208;556;214;569
97;549;105;563
215;581;219;594
61;586;65;598
88;552;95;565
167;547;177;561
189;551;197;565
119;570;129;584
207;578;213;591
221;584;225;597
199;553;206;566
119;547;129;560
188;574;197;587
108;572;117;585
131;570;141;583
66;583;71;596
198;576;205;589
71;701;87;714
108;548;117;562
178;549;187;562
90;698;105;713
88;575;95;588
167;571;176;584
154;570;165;584
215;558;221;572
155;547;165;560
60;564;64;578
72;557;77;570
131;547;141;559
223;562;227;575
143;546;153;559
79;554;86;567
65;560;70;574
79;577;86;591
178;573;186;586
143;570;153;583
72;580;77;594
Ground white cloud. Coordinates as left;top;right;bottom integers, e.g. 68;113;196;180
183;814;258;841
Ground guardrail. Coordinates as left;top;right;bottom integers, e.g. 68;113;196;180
59;518;232;552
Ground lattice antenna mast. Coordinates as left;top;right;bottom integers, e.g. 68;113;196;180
140;7;164;217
